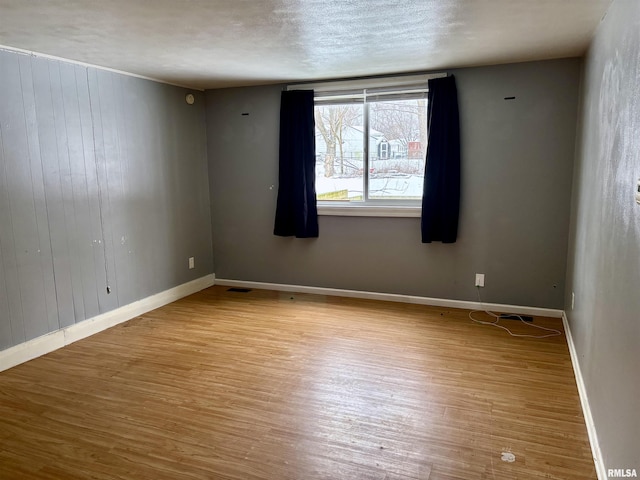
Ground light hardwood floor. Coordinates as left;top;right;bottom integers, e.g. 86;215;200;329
0;286;596;479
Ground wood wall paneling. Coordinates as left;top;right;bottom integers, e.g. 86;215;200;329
0;49;212;351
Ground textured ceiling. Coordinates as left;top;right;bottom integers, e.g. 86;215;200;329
0;0;611;90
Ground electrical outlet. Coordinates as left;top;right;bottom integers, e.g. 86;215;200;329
188;257;195;269
475;273;485;287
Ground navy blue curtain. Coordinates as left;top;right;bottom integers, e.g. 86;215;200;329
421;75;460;243
274;90;319;238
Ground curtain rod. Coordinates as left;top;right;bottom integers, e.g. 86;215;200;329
287;72;447;92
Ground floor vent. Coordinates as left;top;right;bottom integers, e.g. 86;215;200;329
499;314;533;322
227;287;252;293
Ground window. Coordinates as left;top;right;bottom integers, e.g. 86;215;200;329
289;74;443;216
315;98;427;204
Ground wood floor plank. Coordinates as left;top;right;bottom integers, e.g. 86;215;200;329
0;286;596;479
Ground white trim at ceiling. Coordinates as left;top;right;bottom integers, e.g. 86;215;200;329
0;43;203;91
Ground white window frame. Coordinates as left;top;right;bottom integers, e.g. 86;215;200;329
289;73;446;217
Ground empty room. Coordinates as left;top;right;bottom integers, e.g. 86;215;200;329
0;0;638;479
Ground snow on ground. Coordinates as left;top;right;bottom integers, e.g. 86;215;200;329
315;161;424;200
315;172;424;199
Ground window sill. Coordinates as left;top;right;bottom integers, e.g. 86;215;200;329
317;204;421;218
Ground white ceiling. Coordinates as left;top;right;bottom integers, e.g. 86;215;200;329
0;0;611;90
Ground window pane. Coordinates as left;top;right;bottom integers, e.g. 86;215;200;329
368;99;428;200
314;103;364;202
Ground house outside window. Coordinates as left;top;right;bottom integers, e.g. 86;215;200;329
289;74;445;217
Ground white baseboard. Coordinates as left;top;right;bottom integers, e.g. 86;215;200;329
562;312;606;480
0;274;215;373
214;278;564;318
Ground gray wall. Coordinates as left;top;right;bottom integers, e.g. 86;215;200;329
0;49;213;351
566;0;640;471
206;59;580;309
